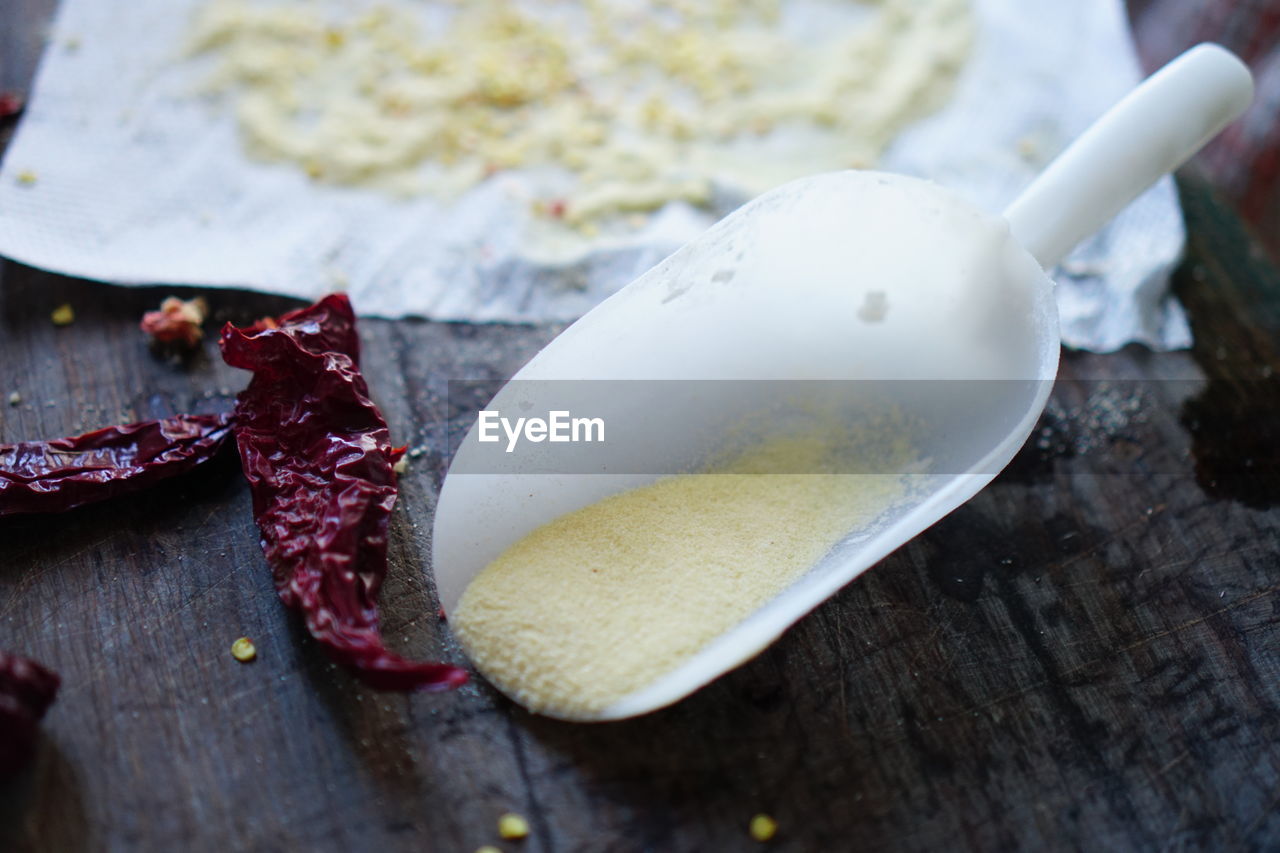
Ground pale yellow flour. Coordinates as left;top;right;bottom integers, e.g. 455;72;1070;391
187;0;972;227
452;427;913;718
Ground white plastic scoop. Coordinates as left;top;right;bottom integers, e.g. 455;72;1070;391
433;44;1252;720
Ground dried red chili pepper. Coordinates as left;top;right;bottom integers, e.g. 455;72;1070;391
0;650;60;778
219;294;467;692
0;413;234;516
0;92;23;121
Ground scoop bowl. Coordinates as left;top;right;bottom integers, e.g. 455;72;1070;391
433;44;1253;721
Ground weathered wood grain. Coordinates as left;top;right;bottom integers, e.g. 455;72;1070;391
3;4;1279;852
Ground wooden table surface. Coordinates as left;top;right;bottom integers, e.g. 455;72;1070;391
4;5;1280;853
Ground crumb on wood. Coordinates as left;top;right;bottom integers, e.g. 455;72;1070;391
749;814;777;842
231;637;257;663
140;296;208;349
497;812;530;840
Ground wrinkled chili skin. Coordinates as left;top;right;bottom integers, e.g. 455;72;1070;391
0;414;234;517
0;651;60;779
220;294;467;692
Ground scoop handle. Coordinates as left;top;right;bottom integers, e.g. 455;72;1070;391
1004;43;1253;270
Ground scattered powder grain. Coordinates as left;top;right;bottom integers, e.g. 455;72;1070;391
749;814;779;842
230;636;257;662
453;426;913;718
49;303;74;326
497;812;530;840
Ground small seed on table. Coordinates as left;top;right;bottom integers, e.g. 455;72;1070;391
50;303;74;326
231;637;257;663
749;814;777;842
497;812;529;840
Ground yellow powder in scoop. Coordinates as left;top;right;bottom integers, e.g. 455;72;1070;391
452;425;913;718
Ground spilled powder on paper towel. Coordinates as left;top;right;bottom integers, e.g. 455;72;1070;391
452;424;916;718
186;0;972;228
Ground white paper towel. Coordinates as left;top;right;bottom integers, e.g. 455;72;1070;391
0;0;1188;352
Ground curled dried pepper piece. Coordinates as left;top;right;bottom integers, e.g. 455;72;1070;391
0;414;234;516
0;92;23;121
0;650;60;778
219;294;467;692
